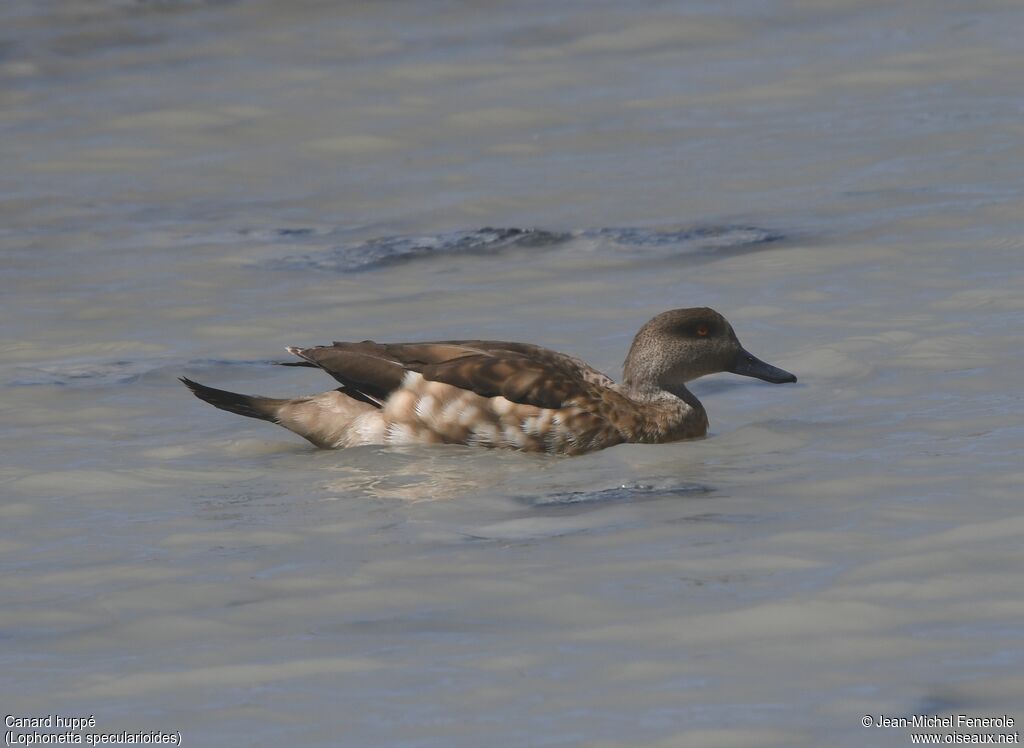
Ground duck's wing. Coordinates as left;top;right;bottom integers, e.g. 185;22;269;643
435;340;615;388
287;340;614;411
285;345;409;406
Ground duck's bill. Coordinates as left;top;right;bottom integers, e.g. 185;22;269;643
728;349;797;384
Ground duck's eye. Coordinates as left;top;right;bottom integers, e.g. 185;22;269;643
696;324;710;337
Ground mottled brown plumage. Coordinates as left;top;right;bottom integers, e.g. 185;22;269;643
182;307;796;455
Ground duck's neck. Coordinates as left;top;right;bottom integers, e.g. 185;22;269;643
621;376;691;404
617;378;709;442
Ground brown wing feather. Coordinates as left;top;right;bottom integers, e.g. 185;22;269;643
434;340;615;387
324;339;614;387
288;346;407;405
328;341;485;367
416;354;579;410
292;339;616;414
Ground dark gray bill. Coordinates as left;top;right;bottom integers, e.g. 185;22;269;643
728;348;797;384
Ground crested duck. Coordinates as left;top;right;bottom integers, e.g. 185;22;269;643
181;307;796;455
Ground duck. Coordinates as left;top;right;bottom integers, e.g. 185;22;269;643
181;307;796;455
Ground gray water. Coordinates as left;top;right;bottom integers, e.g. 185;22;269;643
3;2;1023;746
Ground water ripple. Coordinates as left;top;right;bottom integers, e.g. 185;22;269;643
261;224;787;273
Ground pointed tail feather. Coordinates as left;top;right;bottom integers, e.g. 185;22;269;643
180;377;284;423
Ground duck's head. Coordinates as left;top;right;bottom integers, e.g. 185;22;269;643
623;307;797;396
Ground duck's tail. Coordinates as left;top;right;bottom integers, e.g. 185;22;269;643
181;377;382;449
179;377;285;423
